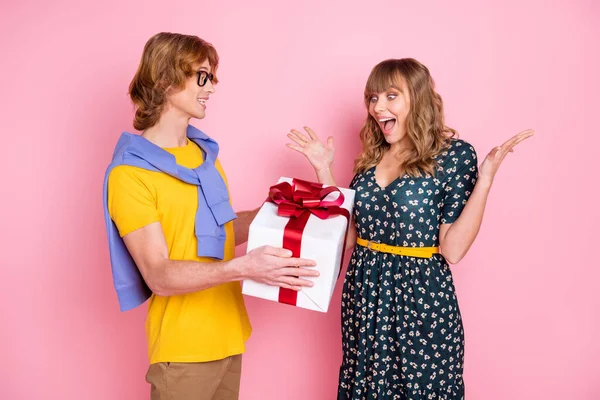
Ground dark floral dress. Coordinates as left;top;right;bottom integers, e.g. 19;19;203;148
338;139;478;400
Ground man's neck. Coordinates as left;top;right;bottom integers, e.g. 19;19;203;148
142;111;191;148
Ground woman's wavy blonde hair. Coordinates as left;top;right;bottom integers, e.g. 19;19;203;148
354;58;456;177
129;32;219;131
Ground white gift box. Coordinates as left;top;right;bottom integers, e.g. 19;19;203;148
242;177;355;313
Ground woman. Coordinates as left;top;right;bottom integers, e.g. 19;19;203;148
286;58;533;399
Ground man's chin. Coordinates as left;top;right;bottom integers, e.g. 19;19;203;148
192;110;206;120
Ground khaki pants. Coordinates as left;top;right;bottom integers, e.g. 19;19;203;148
146;355;242;400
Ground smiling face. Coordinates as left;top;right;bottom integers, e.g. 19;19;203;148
363;60;415;149
355;58;453;177
165;59;215;120
129;33;220;131
367;78;411;146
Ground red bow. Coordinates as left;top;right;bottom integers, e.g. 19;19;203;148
267;179;350;306
269;178;346;220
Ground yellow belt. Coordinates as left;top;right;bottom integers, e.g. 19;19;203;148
356;237;439;258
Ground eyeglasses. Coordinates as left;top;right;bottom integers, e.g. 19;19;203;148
197;71;214;87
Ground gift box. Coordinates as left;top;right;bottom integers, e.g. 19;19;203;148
242;177;355;313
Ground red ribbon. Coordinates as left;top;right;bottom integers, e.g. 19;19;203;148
267;178;350;306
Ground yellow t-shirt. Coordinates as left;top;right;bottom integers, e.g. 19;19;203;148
107;139;252;364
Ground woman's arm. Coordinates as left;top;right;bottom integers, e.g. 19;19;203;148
287;126;357;251
439;177;491;263
440;129;534;264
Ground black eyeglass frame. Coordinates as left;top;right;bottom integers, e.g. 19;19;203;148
197;71;214;87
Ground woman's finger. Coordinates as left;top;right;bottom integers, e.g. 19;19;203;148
511;133;533;147
286;143;305;153
327;136;334;148
488;146;501;158
502;134;532;154
304;126;319;141
290;129;311;143
500;129;534;151
287;133;307;147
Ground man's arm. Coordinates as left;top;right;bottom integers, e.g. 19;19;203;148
233;208;260;247
123;222;319;297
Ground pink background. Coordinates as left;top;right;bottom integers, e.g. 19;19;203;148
1;0;599;399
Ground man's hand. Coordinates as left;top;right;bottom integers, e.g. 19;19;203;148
235;245;319;291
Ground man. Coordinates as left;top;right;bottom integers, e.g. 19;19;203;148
102;32;318;400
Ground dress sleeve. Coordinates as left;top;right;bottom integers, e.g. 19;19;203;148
440;143;478;224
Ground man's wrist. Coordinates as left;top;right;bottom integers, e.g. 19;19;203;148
224;256;245;281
